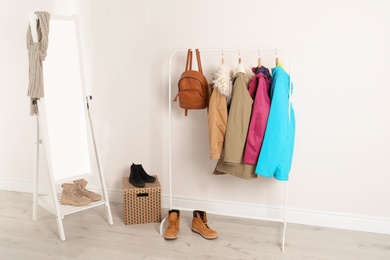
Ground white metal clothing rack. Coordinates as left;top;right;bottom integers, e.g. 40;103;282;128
30;13;113;241
164;48;293;253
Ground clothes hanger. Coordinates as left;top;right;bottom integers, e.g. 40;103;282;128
275;49;280;66
257;49;262;68
238;49;242;64
221;49;225;64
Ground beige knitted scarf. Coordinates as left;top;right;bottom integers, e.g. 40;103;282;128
26;11;50;115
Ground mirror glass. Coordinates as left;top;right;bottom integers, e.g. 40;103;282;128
40;18;91;184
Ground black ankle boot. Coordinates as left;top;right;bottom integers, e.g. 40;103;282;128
135;164;156;183
129;164;145;188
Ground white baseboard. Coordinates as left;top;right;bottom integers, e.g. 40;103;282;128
0;176;47;193
161;196;390;235
1;177;389;235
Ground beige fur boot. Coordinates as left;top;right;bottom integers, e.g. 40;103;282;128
73;179;102;202
60;183;92;206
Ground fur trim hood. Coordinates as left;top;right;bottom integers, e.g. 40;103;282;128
233;63;255;84
211;64;233;104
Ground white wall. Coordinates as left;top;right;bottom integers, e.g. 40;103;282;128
1;0;389;233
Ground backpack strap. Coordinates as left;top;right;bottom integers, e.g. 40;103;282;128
174;49;192;103
173;93;178;102
195;49;203;74
173;95;189;116
185;49;192;71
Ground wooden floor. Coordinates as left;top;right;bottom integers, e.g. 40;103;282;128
0;190;389;260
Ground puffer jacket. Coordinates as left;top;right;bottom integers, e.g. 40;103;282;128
208;64;233;160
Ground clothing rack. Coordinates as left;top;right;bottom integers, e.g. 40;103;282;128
164;48;293;253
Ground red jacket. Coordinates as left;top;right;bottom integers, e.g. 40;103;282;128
243;66;272;165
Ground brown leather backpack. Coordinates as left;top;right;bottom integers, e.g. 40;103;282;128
173;49;209;116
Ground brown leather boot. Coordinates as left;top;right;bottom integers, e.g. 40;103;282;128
60;183;92;206
73;179;102;202
164;209;180;240
191;210;218;239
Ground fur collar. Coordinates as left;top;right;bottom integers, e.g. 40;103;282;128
211;64;233;104
233;63;255;84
